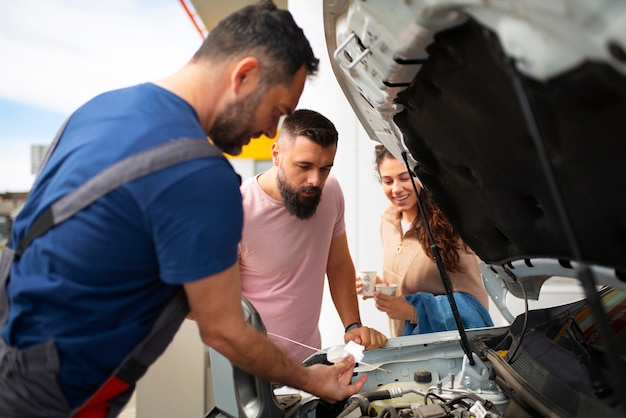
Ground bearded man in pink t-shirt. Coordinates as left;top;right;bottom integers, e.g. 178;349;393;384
239;109;387;362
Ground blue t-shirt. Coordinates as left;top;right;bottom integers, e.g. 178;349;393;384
2;83;242;407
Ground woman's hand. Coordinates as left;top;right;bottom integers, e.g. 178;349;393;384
356;274;383;300
374;292;414;320
355;275;364;294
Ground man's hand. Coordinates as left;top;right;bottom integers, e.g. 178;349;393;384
303;355;368;403
344;326;387;350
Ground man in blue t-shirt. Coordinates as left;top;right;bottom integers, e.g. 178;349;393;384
0;2;367;416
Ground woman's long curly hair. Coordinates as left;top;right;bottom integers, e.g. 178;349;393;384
375;145;472;272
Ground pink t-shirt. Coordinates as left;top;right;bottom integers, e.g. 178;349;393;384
239;174;345;361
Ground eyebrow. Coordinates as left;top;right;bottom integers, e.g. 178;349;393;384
381;172;409;178
295;160;334;169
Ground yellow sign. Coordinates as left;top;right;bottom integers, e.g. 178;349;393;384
228;133;276;160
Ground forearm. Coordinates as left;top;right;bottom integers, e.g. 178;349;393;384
201;320;313;389
327;233;361;327
327;244;388;350
328;268;361;327
184;264;367;402
185;264;308;388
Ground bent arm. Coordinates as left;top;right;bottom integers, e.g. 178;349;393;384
327;233;387;350
326;232;361;328
185;263;305;382
183;262;367;401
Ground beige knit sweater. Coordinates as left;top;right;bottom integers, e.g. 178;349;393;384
379;205;489;337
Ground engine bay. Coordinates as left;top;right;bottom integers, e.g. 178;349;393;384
298;287;625;418
303;332;509;418
207;286;625;418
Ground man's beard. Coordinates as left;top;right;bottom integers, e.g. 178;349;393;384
209;89;263;155
277;170;322;220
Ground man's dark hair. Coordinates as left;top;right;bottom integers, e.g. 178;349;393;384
280;109;338;148
192;1;319;86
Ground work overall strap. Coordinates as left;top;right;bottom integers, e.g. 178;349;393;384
71;290;189;418
16;137;223;258
0;249;13;329
0;116;71;327
0;132;223;417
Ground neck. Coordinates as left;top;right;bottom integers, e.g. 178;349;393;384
153;62;226;134
257;167;282;201
401;207;418;224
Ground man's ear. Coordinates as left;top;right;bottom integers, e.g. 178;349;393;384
271;142;280;166
231;57;261;96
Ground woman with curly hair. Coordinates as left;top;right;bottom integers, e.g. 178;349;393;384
357;145;492;337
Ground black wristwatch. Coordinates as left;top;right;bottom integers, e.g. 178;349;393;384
344;322;362;333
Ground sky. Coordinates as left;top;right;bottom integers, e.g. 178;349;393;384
0;0;203;192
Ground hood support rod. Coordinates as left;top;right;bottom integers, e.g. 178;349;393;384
401;151;475;365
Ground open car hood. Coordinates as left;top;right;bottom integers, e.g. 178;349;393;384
323;0;626;300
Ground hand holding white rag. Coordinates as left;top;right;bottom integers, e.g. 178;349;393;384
326;341;365;363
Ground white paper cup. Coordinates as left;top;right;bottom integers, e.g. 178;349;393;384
375;283;397;296
359;270;377;296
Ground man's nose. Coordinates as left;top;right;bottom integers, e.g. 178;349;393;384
264;115;283;139
264;124;278;139
307;171;322;186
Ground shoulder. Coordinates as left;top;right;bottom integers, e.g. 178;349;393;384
326;174;341;188
381;205;400;223
319;175;345;214
79;83;155;108
239;175;264;205
323;174;344;198
240;175;258;192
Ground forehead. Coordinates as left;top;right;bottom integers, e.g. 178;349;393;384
283;135;337;164
378;156;409;176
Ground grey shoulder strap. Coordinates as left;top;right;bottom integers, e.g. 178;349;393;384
15;138;223;257
33;117;72;180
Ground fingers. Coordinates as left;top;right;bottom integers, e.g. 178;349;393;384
344;328;362;345
323;358;368;403
374;293;390;312
307;359;364;404
334;354;356;384
350;374;368;392
374;292;391;301
360;328;387;350
355;277;365;295
344;327;387;350
374;292;393;310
